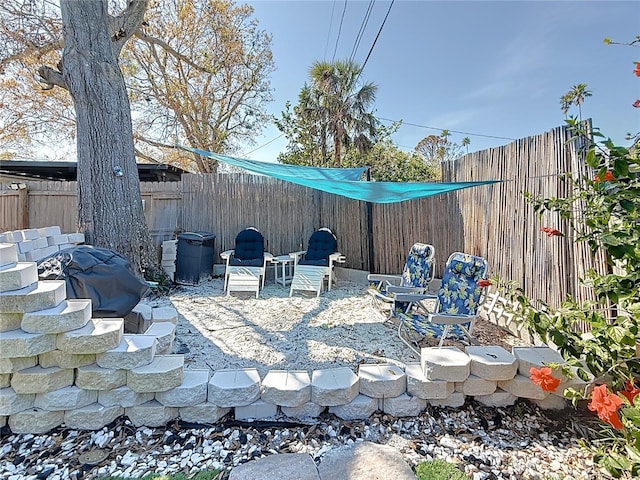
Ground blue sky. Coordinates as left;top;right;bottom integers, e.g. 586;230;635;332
239;0;640;163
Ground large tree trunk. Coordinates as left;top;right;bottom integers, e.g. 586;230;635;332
60;0;158;278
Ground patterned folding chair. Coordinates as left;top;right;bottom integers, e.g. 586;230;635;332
367;243;435;317
396;252;489;351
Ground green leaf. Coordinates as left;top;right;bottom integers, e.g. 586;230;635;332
614;158;629;177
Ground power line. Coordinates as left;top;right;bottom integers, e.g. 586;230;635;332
323;0;337;61
377;116;517;141
331;0;348;62
349;0;375;63
243;133;284;156
360;0;394;73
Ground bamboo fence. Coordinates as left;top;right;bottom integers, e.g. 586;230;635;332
0;124;607;310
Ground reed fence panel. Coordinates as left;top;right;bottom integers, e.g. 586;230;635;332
0;124;606;313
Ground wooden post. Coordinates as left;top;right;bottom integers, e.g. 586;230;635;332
18;185;28;229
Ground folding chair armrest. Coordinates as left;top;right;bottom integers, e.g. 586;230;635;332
220;250;234;261
428;312;476;325
386;285;427;295
394;292;437;303
329;252;346;264
264;252;274;261
367;274;402;285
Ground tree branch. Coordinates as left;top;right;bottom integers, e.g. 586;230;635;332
108;0;148;57
37;65;66;90
132;31;213;74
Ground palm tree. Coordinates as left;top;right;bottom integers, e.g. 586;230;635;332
560;93;573;119
568;84;592;120
309;60;378;167
462;137;471;154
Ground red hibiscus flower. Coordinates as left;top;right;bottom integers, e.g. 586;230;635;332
530;366;561;392
620;380;640;404
478;279;492;288
594;171;615;183
588;384;624;430
540;227;563;237
634;62;640;77
633;99;640;108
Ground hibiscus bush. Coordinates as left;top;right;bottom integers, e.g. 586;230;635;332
495;47;640;477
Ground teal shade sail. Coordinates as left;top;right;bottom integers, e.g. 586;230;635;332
178;146;500;204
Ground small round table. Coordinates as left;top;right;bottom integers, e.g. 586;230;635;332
272;255;294;286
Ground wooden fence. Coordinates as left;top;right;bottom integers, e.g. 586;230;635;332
0;124;606;308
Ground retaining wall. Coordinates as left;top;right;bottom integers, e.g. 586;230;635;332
0;237;587;435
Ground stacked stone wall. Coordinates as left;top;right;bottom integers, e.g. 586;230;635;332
0;241;586;435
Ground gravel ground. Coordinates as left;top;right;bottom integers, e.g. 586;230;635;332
0;278;609;480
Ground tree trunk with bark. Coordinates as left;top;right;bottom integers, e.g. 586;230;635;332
55;0;158;278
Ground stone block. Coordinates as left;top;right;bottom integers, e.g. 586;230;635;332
38;350;96;369
0;262;38;292
0;330;57;358
0;415;5;428
179;403;231;424
68;232;85;244
144;322;175;354
9;408;64;434
429;391;466;408
76;364;127;390
22;299;92;334
0;243;18;267
358;364;406;399
57;318;124;354
64;403;123;430
498;374;548;400
0;355;37;374
98;385;154;407
132;302;153;320
0;280;65;313
455;374;497;396
0;374;9;388
155;368;209;407
22;229;40;240
311;367;359;406
11;365;74;394
17;239;38;254
382;393;427;417
208;368;261;407
234;398;278;421
46;234;69;246
124;310;152;334
96;335;157;370
25;245;59;262
261;370;311;407
405;363;454;400
281;402;325;420
532;394;568;410
127;354;184;393
151;306;178;325
126;399;179;427
34;385;97;411
474;389;517;407
465;345;518;381
0;387;35;415
38;226;61;237
512;346;565;377
421;346;470;382
329;394;378;420
0;312;22;332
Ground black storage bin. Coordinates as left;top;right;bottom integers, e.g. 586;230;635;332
175;231;215;285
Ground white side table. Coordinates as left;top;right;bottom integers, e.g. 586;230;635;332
272;255;294;286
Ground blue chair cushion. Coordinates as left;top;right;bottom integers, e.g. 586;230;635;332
400;243;433;288
299;229;337;266
233;228;264;263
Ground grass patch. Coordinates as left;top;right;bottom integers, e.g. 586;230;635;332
415;459;468;480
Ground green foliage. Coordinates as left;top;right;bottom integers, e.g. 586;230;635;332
496;119;640;477
415;459;468;480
